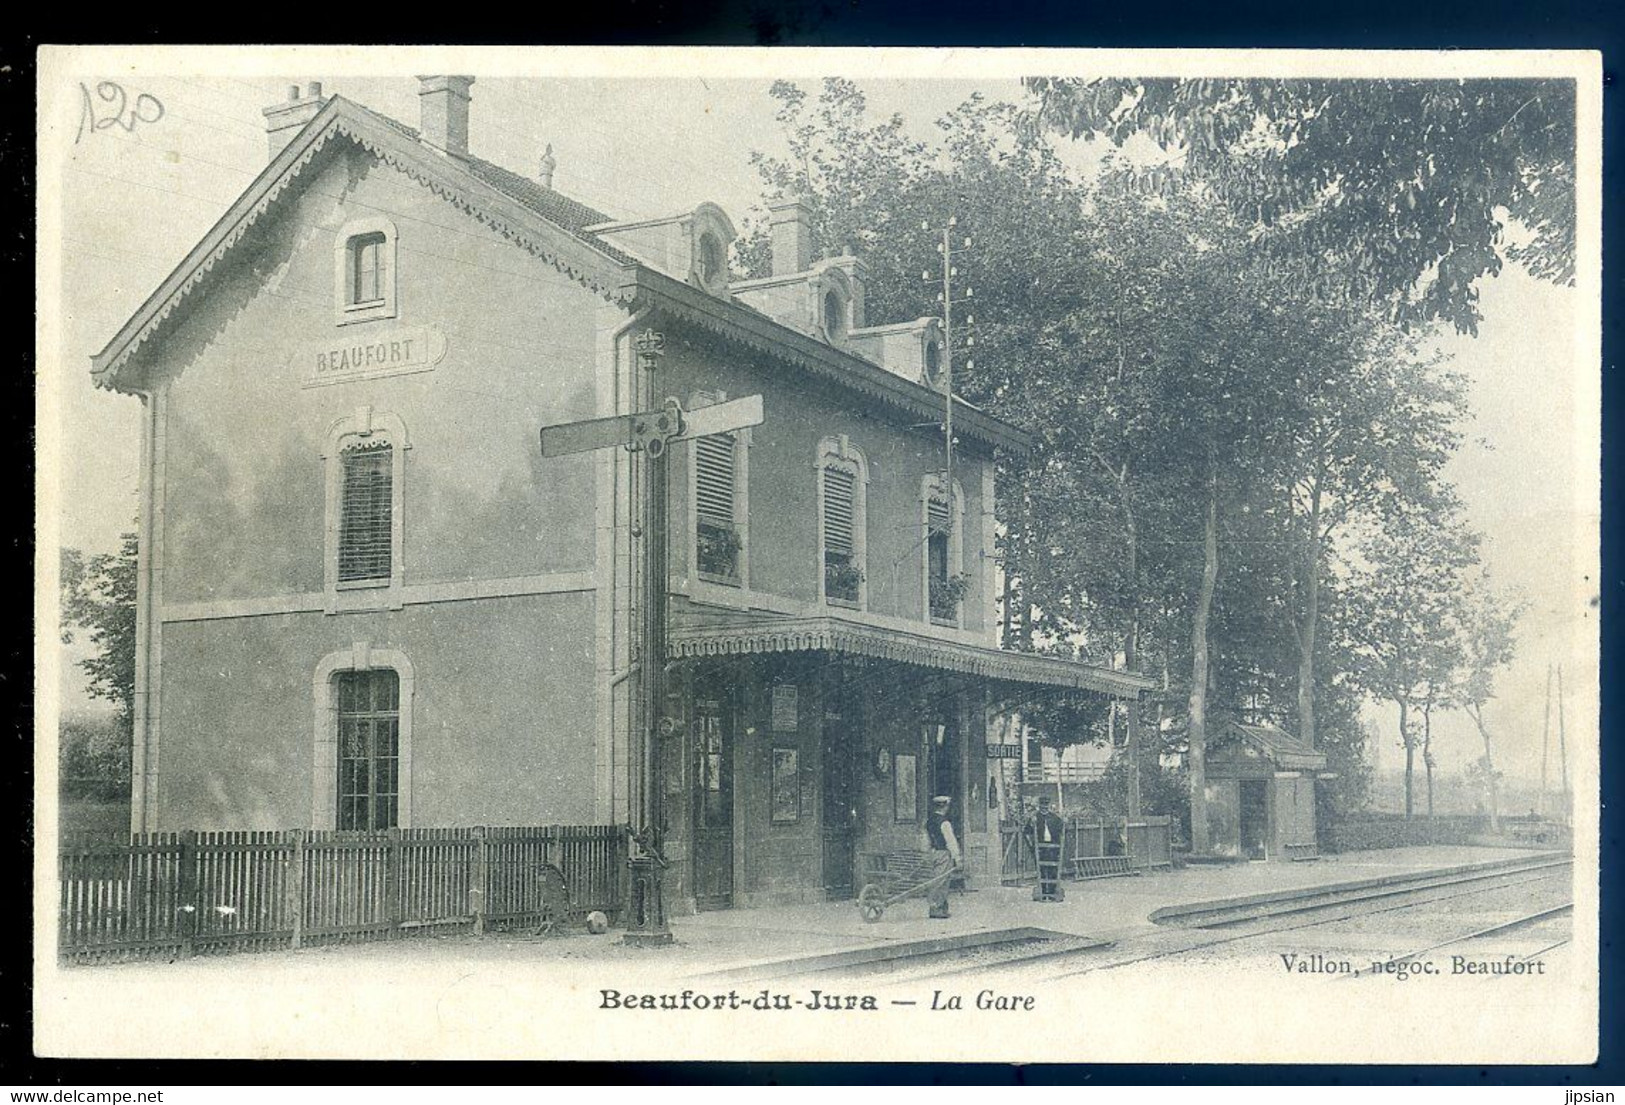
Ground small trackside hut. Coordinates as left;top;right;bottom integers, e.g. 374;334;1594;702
1202;720;1328;861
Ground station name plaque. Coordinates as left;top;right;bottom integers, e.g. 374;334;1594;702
299;326;447;387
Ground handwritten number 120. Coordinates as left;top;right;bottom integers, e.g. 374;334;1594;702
77;81;165;144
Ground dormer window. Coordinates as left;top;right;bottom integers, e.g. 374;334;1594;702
823;290;845;341
334;217;398;325
698;232;726;289
924;340;942;387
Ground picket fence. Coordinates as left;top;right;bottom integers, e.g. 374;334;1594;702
58;825;627;964
999;815;1174;883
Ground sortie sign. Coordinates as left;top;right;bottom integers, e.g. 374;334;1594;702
300;326;447;387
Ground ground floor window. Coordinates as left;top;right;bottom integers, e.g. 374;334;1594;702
336;669;400;830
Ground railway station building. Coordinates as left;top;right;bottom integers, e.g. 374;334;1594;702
90;76;1150;912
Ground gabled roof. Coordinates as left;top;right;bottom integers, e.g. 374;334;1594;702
1212;720;1328;771
88;92;1031;453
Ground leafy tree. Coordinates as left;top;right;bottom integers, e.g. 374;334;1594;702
740;79;1477;854
1024;77;1577;334
1453;576;1526;832
59;713;131;803
60;533;139;787
1346;507;1480;819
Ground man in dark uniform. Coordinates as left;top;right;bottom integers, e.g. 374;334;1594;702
1027;794;1067;901
925;795;962;919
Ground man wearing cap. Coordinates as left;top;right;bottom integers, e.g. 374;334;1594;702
1027;794;1067;902
925;795;962;919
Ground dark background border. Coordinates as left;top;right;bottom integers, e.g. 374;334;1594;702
7;0;1619;1084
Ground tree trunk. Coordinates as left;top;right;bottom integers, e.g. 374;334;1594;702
1468;704;1501;834
1400;699;1413;821
1422;695;1435;821
1188;453;1219;855
1296;478;1323;749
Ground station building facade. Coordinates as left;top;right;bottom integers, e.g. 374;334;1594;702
91;76;1148;911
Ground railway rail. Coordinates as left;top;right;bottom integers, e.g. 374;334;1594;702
727;853;1575;986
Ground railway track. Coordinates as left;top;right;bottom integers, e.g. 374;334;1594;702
700;854;1575;986
850;856;1572;985
1344;901;1573;979
927;866;1574;983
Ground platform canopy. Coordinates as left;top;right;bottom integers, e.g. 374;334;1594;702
667;609;1152;698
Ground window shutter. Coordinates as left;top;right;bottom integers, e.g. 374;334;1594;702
694;434;736;528
823;466;856;557
927;495;952;536
338;445;393;582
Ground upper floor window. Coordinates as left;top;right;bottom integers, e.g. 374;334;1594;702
694;433;743;583
335;668;400;831
333;217;398;325
823;290;845;341
697;231;726;289
324;410;409;612
338;443;393;583
349;232;388;306
923;475;966;625
818;436;868;608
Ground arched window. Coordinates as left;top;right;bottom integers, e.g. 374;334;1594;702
697;231;725;289
335;668;400;830
817;436;868;608
823;289;845;341
324;410;409;612
337;442;393;583
333;216;398;324
313;646;415;829
924;340;942;387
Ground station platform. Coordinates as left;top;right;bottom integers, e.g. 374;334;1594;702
40;843;1561;1059
663;844;1542;976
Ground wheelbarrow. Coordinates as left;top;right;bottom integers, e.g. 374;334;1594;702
855;849;958;922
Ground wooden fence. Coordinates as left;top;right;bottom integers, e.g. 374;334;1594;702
999;816;1173;884
58;825;627;964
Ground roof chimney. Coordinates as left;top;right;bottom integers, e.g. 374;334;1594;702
538;144;557;189
262;82;326;161
768;198;814;276
417;75;474;158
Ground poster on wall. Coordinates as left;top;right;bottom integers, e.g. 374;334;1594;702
893;753;916;822
771;748;799;822
770;684;798;732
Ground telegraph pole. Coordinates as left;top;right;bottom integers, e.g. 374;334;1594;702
925;217;973;482
1556;664;1569;827
1540;664;1553;820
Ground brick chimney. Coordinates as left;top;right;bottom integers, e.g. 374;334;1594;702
768;198;814;276
418;75;474;158
262;82;325;161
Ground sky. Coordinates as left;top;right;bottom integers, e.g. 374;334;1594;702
41;62;1597;798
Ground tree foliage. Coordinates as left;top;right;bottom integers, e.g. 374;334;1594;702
741;79;1487;842
1024;77;1577;334
60;533;139;739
